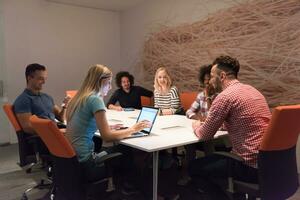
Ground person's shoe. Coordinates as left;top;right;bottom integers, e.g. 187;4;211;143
106;177;116;192
177;175;191;186
197;188;205;194
121;182;140;195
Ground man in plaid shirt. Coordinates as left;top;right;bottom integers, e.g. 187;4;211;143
189;55;271;199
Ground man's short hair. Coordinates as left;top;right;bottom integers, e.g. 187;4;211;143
198;64;212;87
115;71;134;88
25;63;46;82
212;55;240;78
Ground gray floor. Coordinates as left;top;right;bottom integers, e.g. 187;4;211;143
0;144;49;200
0;144;300;200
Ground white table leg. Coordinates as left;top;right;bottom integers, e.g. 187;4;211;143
153;151;159;200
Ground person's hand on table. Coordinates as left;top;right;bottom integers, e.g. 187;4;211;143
192;120;203;131
161;109;173;115
190;114;206;121
129;120;151;133
115;106;123;111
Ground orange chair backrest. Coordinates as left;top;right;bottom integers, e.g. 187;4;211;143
141;96;153;106
66;90;78;98
260;104;300;151
30;115;75;158
3;104;22;132
180;92;198;111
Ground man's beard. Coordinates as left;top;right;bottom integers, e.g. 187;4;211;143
214;78;223;93
208;78;222;95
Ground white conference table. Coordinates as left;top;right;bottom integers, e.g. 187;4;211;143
96;109;228;200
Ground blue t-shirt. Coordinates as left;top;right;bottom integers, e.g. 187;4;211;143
66;94;106;162
13;89;55;120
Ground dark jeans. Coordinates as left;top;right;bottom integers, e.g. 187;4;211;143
189;154;258;199
80;154;107;182
81;144;137;183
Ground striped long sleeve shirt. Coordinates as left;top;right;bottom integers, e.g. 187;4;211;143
186;91;209;119
154;86;182;114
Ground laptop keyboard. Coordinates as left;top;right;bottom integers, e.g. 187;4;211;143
132;132;143;136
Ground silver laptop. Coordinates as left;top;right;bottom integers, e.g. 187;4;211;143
126;107;159;139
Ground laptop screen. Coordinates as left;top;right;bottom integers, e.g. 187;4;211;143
136;107;159;134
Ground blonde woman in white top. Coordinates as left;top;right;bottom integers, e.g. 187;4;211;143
154;67;183;115
153;67;184;172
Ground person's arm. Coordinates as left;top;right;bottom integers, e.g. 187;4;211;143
108;104;123;111
53;96;71;122
16;113;35;134
166;86;181;115
186;92;202;119
154;90;168;115
14;96;35;134
107;90;123;111
95;111;149;141
193;94;231;140
154;91;158;108
53;105;66;122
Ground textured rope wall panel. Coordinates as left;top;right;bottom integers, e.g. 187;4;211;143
142;0;300;107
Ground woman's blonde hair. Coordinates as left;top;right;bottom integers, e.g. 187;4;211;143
66;64;112;122
154;67;172;92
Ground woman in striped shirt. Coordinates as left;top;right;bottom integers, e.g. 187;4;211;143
153;67;184;170
153;67;183;115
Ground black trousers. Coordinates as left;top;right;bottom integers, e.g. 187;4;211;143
80;154;107;182
188;154;258;199
81;144;136;183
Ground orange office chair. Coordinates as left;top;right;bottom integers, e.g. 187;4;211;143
3;104;33;167
3;104;51;200
180;92;198;111
216;104;300;200
141;96;153;106
66;90;77;98
30;115;122;200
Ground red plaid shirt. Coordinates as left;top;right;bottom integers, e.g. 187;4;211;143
194;80;271;168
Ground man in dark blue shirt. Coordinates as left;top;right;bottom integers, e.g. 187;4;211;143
107;71;153;110
14;63;70;134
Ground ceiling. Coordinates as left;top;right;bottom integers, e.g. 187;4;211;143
47;0;147;12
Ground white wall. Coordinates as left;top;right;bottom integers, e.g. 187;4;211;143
1;0;120;143
0;0;11;144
